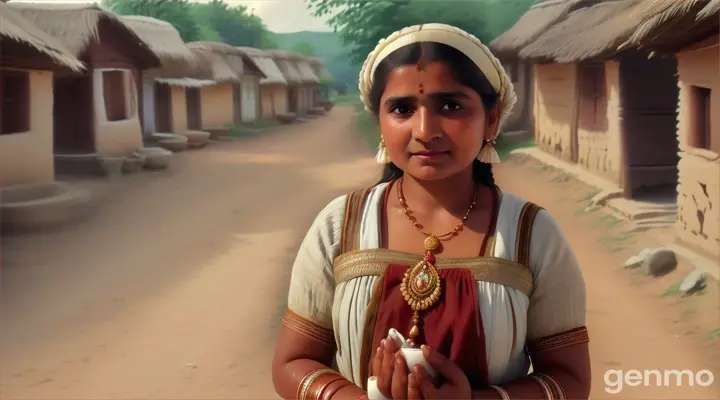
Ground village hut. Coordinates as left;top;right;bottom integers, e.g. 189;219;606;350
121;16;203;136
267;50;306;115
236;48;288;119
490;0;583;133
503;0;684;203
0;2;84;187
232;47;271;122
307;57;334;107
7;3;160;162
292;54;320;114
186;41;244;129
614;0;720;258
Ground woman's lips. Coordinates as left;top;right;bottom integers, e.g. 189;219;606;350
411;151;449;160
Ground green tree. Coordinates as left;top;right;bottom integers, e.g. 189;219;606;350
102;0;200;42
292;42;317;57
188;0;276;48
104;0;278;48
305;0;529;63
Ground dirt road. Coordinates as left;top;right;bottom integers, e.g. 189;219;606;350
1;106;717;399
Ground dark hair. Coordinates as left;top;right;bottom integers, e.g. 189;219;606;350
369;42;499;186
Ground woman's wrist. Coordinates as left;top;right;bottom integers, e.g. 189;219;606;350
328;382;364;400
472;386;506;400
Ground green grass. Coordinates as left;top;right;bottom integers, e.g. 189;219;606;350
707;328;720;340
661;279;684;298
227;120;280;137
336;92;362;105
496;137;535;159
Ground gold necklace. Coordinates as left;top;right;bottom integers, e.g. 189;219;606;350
396;178;479;347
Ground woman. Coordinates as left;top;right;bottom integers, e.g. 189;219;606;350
272;24;590;400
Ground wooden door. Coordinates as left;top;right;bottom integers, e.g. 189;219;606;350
186;87;202;130
53;75;94;153
232;84;242;124
154;82;172;132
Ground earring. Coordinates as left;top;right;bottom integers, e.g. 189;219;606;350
375;138;390;164
477;137;501;164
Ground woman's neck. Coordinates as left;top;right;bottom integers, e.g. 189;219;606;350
399;166;478;216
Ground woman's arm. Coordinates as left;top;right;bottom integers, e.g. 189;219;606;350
272;315;365;399
473;209;590;399
471;338;590;399
272;196;365;400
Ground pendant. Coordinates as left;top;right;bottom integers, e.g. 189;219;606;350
400;246;442;347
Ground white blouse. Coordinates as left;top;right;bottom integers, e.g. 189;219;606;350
286;183;586;386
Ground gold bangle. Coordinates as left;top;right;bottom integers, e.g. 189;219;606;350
298;369;335;400
530;375;553;400
489;384;510;400
535;373;565;399
322;380;354;400
315;375;345;400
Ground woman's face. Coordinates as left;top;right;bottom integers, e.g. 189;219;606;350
378;61;499;181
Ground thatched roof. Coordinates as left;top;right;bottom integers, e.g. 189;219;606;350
121;15;195;77
543;0;716;62
186;41;244;75
295;60;320;84
235;46;286;86
308;57;334;83
520;0;640;61
697;0;720;19
155;77;216;88
0;2;84;71
266;50;303;85
232;46;269;79
6;3;160;67
617;0;718;52
186;43;240;83
490;0;582;56
266;50;318;84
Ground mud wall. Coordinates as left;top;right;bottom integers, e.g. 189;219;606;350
533;63;577;162
0;69;54;187
576;61;623;184
675;35;720;258
171;86;188;133
200;83;234;129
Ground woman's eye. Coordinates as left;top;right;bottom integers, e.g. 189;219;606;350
390;104;412;115
441;102;461;111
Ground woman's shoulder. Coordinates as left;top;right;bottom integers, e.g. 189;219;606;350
312;183;389;224
309;183;389;237
498;191;561;236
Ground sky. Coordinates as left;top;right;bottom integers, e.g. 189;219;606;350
222;0;333;33
13;0;334;33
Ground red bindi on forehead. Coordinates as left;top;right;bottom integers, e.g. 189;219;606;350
384;63;465;96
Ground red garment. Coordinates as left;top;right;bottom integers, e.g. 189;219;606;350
366;183;500;389
370;265;490;388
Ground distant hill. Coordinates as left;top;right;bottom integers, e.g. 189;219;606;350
273;31;342;58
272;31;360;93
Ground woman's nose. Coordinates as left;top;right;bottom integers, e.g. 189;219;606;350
412;107;441;142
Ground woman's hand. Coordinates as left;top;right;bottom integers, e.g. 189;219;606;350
372;338;411;398
411;345;471;399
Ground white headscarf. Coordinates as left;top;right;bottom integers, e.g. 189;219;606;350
357;23;517;164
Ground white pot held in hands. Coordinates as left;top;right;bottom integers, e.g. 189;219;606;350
366;329;438;400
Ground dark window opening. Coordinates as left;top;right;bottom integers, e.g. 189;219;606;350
103;70;128;122
1;70;30;135
689;86;712;151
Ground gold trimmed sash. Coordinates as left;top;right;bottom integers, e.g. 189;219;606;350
527;326;590;354
515;202;544;268
333;249;534;298
282;309;335;346
340;188;373;255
